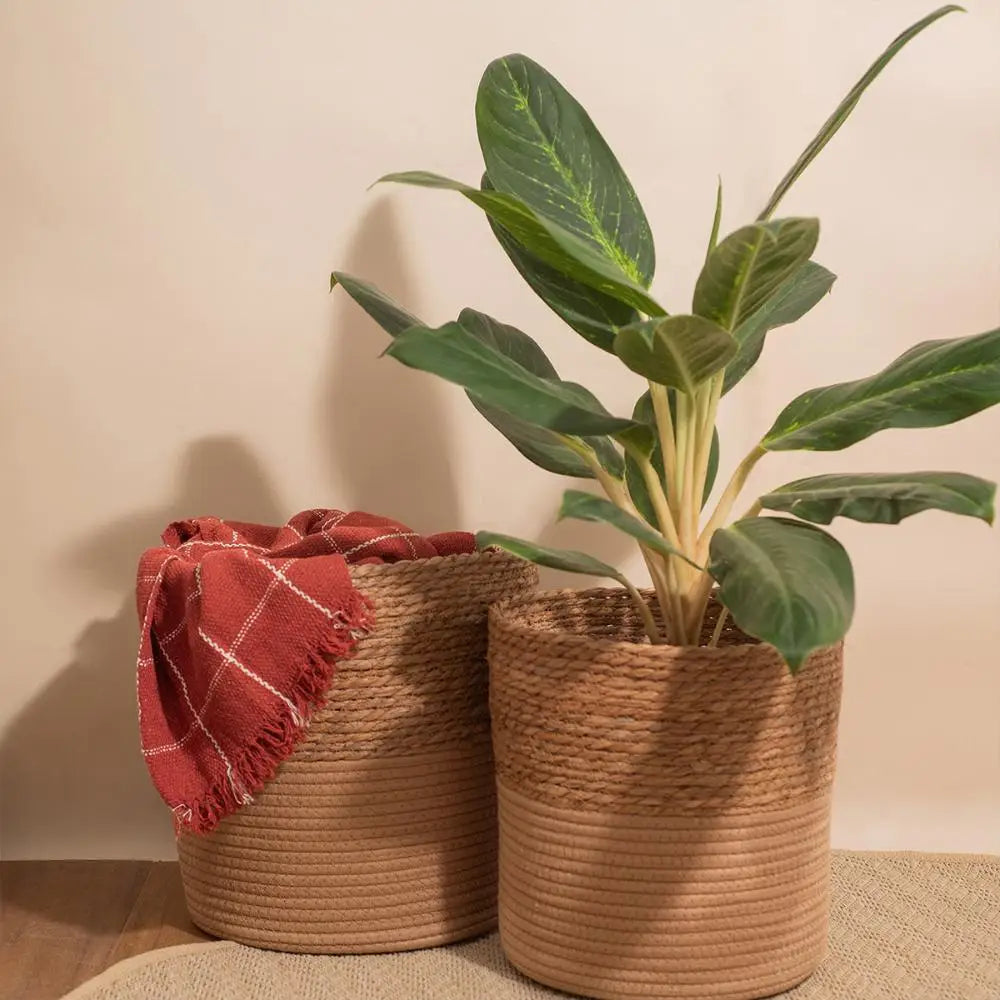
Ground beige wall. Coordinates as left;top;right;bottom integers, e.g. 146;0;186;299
1;1;997;859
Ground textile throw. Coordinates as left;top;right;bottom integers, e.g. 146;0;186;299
135;509;474;833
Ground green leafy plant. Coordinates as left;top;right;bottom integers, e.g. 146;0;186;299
332;6;999;669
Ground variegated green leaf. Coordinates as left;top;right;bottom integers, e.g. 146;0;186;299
724;261;836;394
377;171;665;316
558;489;704;569
329;279;617;477
385;320;637;437
458;308;624;478
758;5;965;220
614;315;737;395
759;472;996;525
330;271;421;336
487;212;637;352
764;327;1000;451
476;530;631;585
476;54;654;286
709;517;855;670
693;218;819;333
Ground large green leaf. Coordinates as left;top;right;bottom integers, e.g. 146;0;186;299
614;315;737;394
487;212;637;352
467;398;592;477
329;277;623;477
385;320;636;437
558;489;704;569
625;390;720;521
758;6;965;220
457;308;624;478
693;218;819;333
377;171;665;316
476;54;654;287
759;472;996;525
476;530;631;585
708;517;855;670
456;307;556;377
723;262;836;394
330;271;421;336
764;327;1000;452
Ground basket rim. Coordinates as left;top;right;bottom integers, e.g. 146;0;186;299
348;546;530;578
488;586;828;664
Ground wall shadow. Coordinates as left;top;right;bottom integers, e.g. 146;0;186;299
322;197;461;533
0;437;284;865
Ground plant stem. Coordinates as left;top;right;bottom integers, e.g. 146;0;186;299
643;552;676;643
685;395;700;547
563;437;674;643
649;383;678;507
664;557;688;645
698;444;767;562
637;456;683;552
621;578;663;646
674;393;695;552
742;499;763;519
708;606;729;648
692;373;723;511
565;438;627;506
685;570;717;643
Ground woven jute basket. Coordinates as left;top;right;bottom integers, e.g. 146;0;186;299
177;550;537;954
488;587;844;1000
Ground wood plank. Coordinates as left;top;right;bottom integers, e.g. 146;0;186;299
0;861;211;1000
107;862;209;966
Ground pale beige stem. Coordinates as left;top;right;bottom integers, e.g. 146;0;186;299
564;437;673;642
698;444;767;563
708;606;730;648
648;383;677;506
674;392;698;552
636;456;683;551
642;552;675;643
685;569;717;643
692;373;723;512
621;579;663;645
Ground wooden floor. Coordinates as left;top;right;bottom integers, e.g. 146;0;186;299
1;861;212;1000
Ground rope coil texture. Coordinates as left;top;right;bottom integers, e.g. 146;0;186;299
489;587;844;1000
178;551;537;954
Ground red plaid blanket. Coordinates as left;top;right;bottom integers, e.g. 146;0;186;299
136;509;474;833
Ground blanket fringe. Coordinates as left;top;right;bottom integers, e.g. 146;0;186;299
175;589;374;835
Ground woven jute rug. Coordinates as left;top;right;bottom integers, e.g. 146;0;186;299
63;852;999;1000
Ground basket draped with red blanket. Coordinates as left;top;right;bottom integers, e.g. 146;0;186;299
136;509;537;952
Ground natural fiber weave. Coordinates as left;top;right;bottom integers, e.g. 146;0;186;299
488;588;843;1000
62;853;1000;1000
177;551;537;954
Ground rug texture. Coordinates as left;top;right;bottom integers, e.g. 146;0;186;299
63;852;999;1000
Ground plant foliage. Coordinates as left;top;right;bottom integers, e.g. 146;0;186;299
332;6;997;668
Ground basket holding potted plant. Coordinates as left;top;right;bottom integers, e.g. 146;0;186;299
332;6;998;997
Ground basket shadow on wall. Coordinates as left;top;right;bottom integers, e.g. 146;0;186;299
0;438;286;871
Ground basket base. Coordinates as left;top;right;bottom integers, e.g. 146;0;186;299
177;744;498;953
497;781;831;1000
